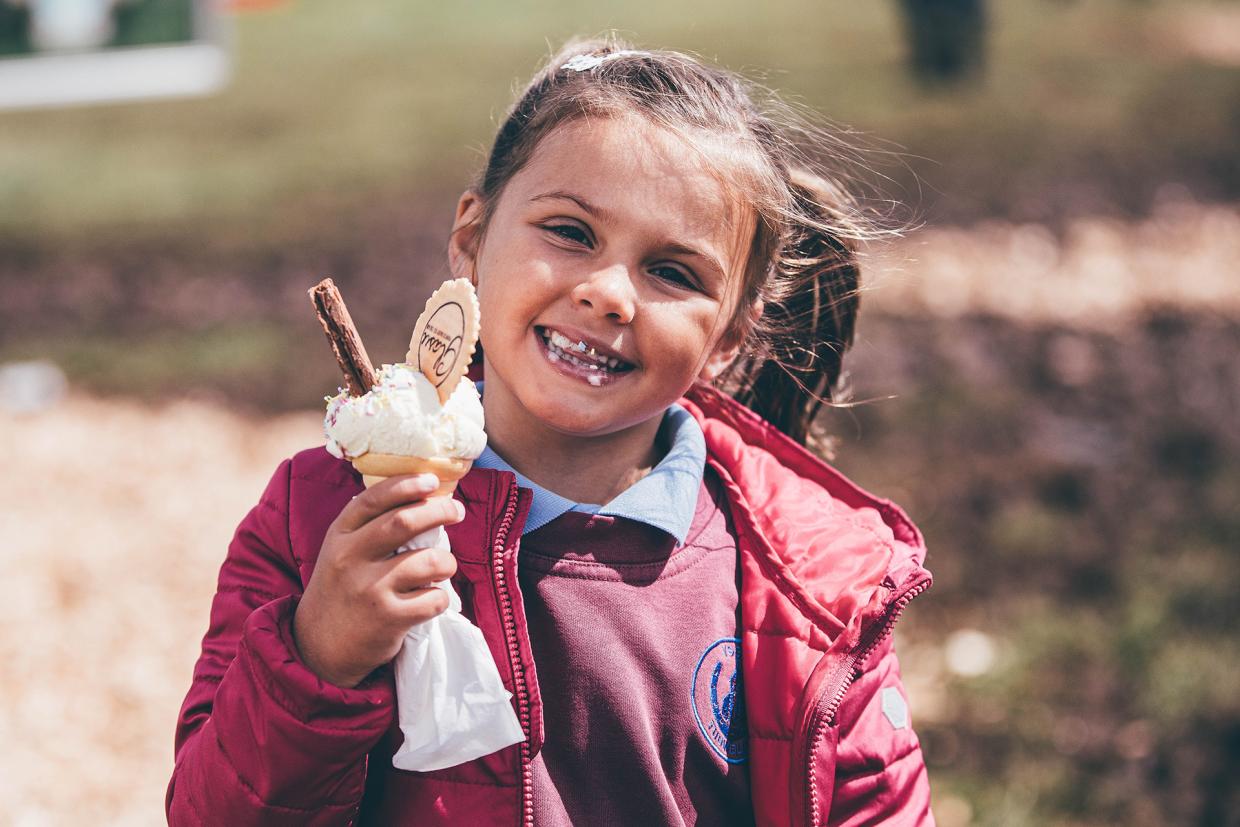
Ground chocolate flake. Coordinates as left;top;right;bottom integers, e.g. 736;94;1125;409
308;278;378;396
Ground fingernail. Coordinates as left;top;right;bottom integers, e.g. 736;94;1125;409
452;500;465;520
415;473;439;489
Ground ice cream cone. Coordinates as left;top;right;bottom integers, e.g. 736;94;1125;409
352;452;473;496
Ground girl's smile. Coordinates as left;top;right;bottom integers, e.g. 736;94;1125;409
534;324;636;387
450;114;753;465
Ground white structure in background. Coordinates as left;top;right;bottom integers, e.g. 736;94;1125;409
0;0;230;110
0;360;67;415
26;0;121;51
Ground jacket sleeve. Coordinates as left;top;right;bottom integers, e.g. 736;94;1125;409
826;635;935;826
166;459;395;826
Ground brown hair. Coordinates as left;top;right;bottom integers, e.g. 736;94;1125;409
469;36;891;446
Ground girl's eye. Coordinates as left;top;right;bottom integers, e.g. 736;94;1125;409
543;223;592;247
649;265;699;291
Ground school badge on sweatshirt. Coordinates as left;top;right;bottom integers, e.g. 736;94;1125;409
691;637;748;763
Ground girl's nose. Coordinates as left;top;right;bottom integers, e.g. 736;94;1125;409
570;264;636;324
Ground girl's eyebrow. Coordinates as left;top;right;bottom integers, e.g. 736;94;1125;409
530;191;613;223
530;190;727;284
661;241;726;284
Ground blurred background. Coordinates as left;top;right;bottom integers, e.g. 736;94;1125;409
2;1;1238;825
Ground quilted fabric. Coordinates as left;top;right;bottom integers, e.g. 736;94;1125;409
167;384;933;826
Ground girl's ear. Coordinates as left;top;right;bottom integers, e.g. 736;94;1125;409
698;341;740;384
698;299;764;383
448;191;485;284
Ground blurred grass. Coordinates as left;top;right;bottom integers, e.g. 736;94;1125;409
1;0;1238;246
7;324;293;402
3;0;1236;412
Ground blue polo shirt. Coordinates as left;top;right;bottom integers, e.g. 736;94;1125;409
473;401;706;544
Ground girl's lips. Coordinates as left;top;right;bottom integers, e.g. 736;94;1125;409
533;326;635;387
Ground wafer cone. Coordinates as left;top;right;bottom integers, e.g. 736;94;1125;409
351;452;472;496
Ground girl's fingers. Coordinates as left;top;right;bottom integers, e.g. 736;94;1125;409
334;473;441;532
387;585;452;624
383;546;458;594
356;497;465;560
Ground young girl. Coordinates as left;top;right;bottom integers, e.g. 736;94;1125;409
168;38;934;826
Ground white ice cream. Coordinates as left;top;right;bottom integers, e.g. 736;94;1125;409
324;363;485;461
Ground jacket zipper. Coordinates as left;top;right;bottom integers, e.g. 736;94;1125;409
796;576;932;827
489;481;534;826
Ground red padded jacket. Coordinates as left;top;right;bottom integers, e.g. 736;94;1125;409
168;384;934;826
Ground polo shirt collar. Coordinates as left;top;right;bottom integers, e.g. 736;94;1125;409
473;400;705;545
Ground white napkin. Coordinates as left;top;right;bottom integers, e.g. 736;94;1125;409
389;525;526;771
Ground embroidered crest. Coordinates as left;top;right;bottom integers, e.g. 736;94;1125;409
691;637;748;763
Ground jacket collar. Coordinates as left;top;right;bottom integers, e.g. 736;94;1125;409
462;361;929;647
682;382;930;651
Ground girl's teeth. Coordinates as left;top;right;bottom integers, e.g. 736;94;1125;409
544;329;624;371
549;331;577;351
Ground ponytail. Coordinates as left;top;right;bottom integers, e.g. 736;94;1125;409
719;169;862;446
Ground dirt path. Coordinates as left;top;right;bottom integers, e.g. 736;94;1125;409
1;397;320;825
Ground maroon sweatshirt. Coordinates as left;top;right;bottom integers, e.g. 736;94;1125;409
519;470;752;825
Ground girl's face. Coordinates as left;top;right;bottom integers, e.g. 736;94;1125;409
451;114;753;440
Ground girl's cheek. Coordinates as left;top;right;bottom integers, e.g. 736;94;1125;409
523;258;565;287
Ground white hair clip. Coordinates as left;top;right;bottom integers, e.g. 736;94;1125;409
561;50;648;72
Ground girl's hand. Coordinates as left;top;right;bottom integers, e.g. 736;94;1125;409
292;473;465;688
